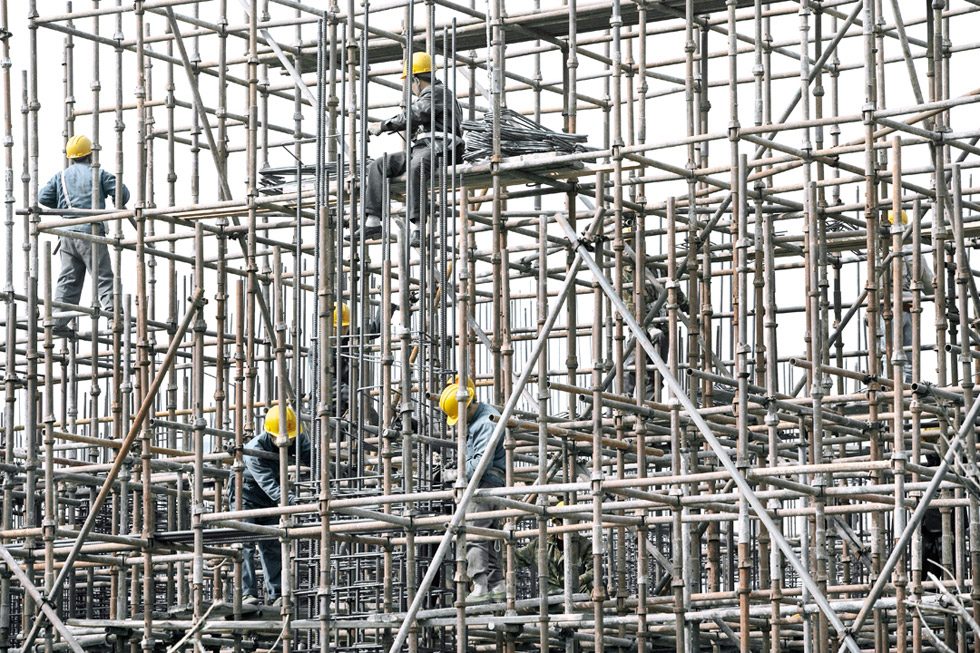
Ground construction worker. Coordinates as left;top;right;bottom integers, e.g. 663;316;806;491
38;134;130;333
885;209;934;384
234;404;310;606
439;377;506;603
515;502;594;597
331;301;383;417
360;52;464;246
332;302;354;416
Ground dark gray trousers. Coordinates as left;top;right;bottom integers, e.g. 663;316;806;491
364;144;434;223
466;480;504;586
55;235;114;327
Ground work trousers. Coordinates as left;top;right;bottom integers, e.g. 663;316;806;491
55;234;114;327
364;142;462;223
875;312;914;384
466;473;504;586
241;512;283;601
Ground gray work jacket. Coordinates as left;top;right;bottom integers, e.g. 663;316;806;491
38;162;130;234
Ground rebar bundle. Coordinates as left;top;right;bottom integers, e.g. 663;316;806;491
462;108;590;161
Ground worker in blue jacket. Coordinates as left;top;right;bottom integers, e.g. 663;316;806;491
233;404;311;606
38;135;130;333
439;378;506;604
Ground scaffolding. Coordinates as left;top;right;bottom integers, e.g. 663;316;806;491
1;0;980;651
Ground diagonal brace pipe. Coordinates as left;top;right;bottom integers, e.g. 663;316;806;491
835;387;980;651
18;288;205;651
386;206;607;653
164;9;233;201
0;547;84;653
553;211;861;653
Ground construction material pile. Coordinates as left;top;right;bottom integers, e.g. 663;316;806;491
462;108;590;162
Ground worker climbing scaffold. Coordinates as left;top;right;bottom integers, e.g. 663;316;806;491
230;404;311;607
438;377;506;604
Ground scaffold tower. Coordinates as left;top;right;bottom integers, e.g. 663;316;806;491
2;0;980;651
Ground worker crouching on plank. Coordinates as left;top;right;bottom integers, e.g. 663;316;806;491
439;377;507;604
360;52;465;247
231;404;311;606
515;501;594;597
38;134;130;335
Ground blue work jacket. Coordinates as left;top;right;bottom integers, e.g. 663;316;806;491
38;162;130;234
465;402;505;484
237;431;312;509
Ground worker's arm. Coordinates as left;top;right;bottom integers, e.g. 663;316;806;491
919;253;935;295
244;440;286;505
101;170;130;207
579;539;595;590
464;415;494;479
38;175;59;209
380;93;431;134
514;538;537;567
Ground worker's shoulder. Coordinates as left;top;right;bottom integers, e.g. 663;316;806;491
245;431;275;451
475;402;500;420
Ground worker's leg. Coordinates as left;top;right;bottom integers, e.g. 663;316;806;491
902;311;913;384
54;237;87;328
466;487;504;587
256;515;283;601
92;242;114;314
363;151;407;220
242;538;259;599
465;495;495;587
406;145;434;225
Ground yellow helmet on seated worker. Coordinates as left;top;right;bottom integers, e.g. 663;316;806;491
402;51;433;79
66;134;93;159
439;376;476;426
887;209;909;225
264;403;301;439
551;500;566;526
333;302;351;328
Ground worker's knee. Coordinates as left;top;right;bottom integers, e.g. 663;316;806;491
410;150;433;172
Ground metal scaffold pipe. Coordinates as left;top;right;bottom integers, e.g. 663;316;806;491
1;2;980;652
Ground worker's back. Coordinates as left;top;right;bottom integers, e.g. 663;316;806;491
38;161;130;232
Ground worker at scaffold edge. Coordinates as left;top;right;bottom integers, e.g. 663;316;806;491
359;51;465;247
230;404;311;607
439;378;507;604
331;301;383;418
38;134;130;334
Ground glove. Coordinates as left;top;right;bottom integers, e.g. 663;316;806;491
444;468;458;484
368;122;383;137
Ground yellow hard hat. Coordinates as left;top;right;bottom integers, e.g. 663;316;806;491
264;404;300;439
439;377;476;426
402;51;433;79
551;500;565;525
333;302;351;328
66;134;93;159
887;209;909;225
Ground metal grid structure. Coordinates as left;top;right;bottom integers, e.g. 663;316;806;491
0;0;979;651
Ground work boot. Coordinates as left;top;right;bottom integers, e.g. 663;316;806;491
271;596;283;608
465;580;491;604
489;581;506;602
395;221;420;249
242;594;259;607
346;215;382;241
52;324;75;339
